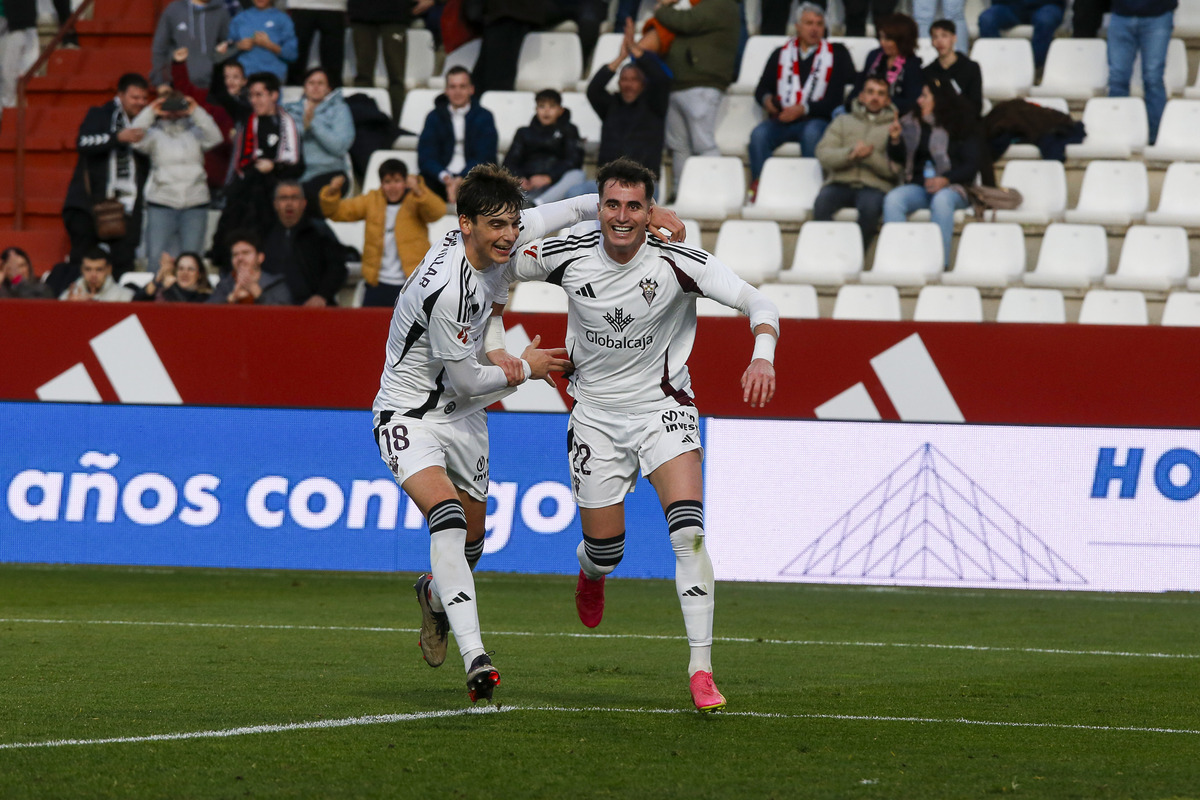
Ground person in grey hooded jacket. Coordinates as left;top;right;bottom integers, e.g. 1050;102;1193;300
151;0;231;91
282;67;356;214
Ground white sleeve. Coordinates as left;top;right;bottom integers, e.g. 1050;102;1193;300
735;284;781;336
502;239;559;284
443;355;513;396
513;194;599;247
689;253;780;335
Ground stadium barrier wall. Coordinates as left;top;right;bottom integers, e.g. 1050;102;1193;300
4;402;1199;593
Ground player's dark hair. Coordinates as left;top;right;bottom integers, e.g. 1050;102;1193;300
445;65;473;83
379;158;408;181
226;228;262;253
82;246;111;264
930;18;956;36
247;71;281;95
596;157;655;205
456;163;523;221
117;73;149;93
535;88;562;106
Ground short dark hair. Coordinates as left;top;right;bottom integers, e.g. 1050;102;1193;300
82;246;111;263
226;228;262;253
445;65;472;82
456;163;523;221
876;13;919;59
247;71;281;95
303;66;329;83
274;179;304;199
535;88;562;106
596;157;655;205
930;18;956;36
223;60;246;77
862;75;891;92
117;73;149;93
379;158;408;181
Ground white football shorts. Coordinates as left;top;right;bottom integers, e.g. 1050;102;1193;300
375;410;490;502
566;403;704;508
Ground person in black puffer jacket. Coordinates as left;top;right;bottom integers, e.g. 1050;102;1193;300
502;90;585;207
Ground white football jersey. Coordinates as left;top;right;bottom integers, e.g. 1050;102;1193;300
372;208;562;424
504;231;753;414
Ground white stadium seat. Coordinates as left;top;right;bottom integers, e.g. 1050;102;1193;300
509;281;569;313
1078;289;1149;325
970;38;1035;100
1130;38;1189;98
479;90;536;153
1177;2;1200;37
428;39;482;89
515;32;585;92
559;92;602;156
679;218;703;247
1145;163;1200;228
1161;293;1200;327
715;94;765;158
1105;226;1190;292
427;215;460;245
829;36;878;71
742;157;823;222
941;223;1026;288
342;86;393;121
1143;100;1200;162
696;297;739;316
1065;97;1149;160
281;85;303;105
992;160;1068;224
780;221;863;286
361;150;419;193
326;220;365;257
860;222;943;287
729;35;788;94
1023;223;1109;289
671;156;745;220
405;28;436;90
1188;63;1200;100
913;285;984;322
1031;39;1108;100
396;88;439;148
579;32;623;91
757;282;819;319
832;284;902;321
713;220;783;285
118;271;153;289
1063;160;1148;226
996;287;1067;323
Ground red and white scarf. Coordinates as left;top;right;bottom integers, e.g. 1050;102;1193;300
776;39;834;113
235;110;301;176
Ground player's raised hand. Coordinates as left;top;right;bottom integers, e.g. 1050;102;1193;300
487;347;526;386
522;335;573;386
648;205;686;243
741;358;776;408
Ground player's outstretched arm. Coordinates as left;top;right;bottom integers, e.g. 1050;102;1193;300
482;305;526;384
521;335;572;384
742;323;778;408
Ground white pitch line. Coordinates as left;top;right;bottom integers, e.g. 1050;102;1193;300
2;618;1198;661
3;705;1200;750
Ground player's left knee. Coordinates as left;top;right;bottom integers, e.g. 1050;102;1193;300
666;500;705;557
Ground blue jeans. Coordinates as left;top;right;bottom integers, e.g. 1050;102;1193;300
977;3;1064;68
144;203;209;263
912;0;969;53
1107;10;1173;144
529;168;588;206
882;183;968;267
748;117;829;182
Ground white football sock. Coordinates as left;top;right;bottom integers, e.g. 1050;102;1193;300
427;499;485;672
577;531;625;580
667;500;714;676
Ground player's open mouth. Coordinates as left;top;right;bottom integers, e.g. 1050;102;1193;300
611;225;634;234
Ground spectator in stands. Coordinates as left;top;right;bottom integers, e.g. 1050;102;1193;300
227;0;297;82
417;66;498;204
1108;0;1177;144
978;0;1064;69
288;0;347;88
260;181;347;306
748;3;855;200
922;19;983;117
207;47;252;127
282;67;355;212
349;0;418;121
171;48;238;192
503;89;586;207
209;230;293;304
133;251;213;302
813;76;900;248
59;247;135;302
151;0;231;92
883;80;982;267
1073;0;1109;37
211;71;304;269
913;1;968;54
61;73;151;279
655;0;740;197
1;0;40;109
320;162;446;307
471;1;547;95
850;13;923;117
0;247;54;299
844;0;899;38
131;91;223;263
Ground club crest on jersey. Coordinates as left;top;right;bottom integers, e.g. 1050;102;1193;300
603;307;634;334
639;277;659;307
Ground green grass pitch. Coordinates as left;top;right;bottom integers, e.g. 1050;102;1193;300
2;564;1199;799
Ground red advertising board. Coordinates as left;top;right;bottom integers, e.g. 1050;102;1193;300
3;300;1199;427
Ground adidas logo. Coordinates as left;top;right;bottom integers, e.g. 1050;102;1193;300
446;591;472;605
682;586;708;597
682;434;695;444
575;283;597;298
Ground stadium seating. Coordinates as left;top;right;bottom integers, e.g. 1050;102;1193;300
831;284;902;321
1063;160;1148;226
515;32;585;92
741;157;822;222
996;287;1067;323
118;272;153;290
1065;97;1149;160
326;220;365;258
730;35;788;94
396;88;439;149
1187;66;1200;100
428;39;482;89
479;91;537;153
1031;39;1108;100
1143;100;1200;162
579;32;623;91
696;297;739;316
1145;162;1200;227
829;36;878;71
342;86;394;121
671;156;745;220
859;223;943;287
715;94;764;158
405;28;436;90
913;285;984;322
679;218;702;246
756;282;819;319
941;223;1026;288
1104;226;1190;292
559;92;603;156
992;160;1068;224
1160;293;1200;327
1177;1;1200;37
509;281;569;313
970;38;1035;100
1130;38;1189;98
778;221;863;286
361;150;419;192
427;215;460;244
1022;223;1109;289
1078;289;1149;325
713;220;783;284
